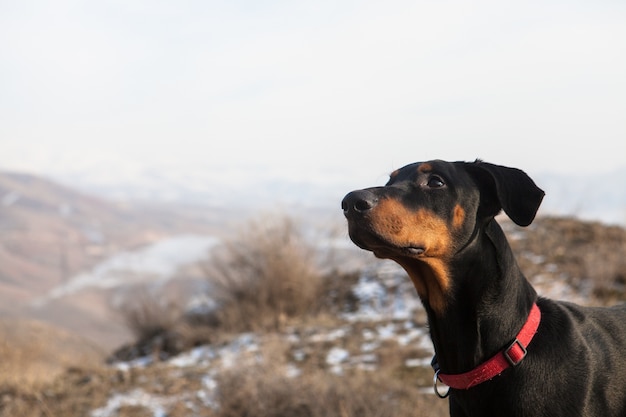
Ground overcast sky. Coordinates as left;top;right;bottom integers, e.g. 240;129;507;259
1;0;625;187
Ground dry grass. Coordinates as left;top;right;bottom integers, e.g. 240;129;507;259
206;334;447;417
119;288;182;342
212;366;446;417
202;214;327;332
506;216;626;304
0;318;104;392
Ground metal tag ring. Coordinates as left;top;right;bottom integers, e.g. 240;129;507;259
433;370;451;398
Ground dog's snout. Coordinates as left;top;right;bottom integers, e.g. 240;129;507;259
342;190;379;216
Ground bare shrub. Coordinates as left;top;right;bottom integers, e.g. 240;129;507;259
204;213;325;332
120;288;181;342
114;288;191;361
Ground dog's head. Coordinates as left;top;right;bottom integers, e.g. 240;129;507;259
341;159;544;314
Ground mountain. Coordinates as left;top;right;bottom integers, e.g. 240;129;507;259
0;171;229;348
0;171;130;304
3;150;624;225
45;164;626;226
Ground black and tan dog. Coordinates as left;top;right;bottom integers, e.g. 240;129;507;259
342;159;626;417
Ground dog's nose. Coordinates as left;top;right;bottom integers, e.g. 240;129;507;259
342;190;379;216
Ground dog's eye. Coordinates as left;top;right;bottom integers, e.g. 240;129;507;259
427;176;445;188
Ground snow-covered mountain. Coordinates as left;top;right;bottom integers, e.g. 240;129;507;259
46;164;626;226
48;164;350;210
2;149;624;225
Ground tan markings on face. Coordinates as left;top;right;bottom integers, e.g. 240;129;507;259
369;198;452;257
452;204;465;229
369;197;454;314
389;169;399;180
393;257;450;315
417;163;432;173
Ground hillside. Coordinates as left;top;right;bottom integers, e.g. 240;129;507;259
0;318;105;388
0;171;229;347
0;171;128;303
1;212;625;417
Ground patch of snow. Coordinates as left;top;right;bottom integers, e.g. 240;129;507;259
169;346;216;368
310;327;349;342
351;353;377;365
343;262;424;322
285;363;302;378
405;357;432;368
352;279;386;308
292;349;306;361
326;347;350;366
360;341;380;352
91;389;170;417
114;356;153;371
196;375;219;409
285;332;301;344
186;294;218;316
376;323;396;340
361;328;376;340
396;327;429;347
217;333;259;369
414;332;435;354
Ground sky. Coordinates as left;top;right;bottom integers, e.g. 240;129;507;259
1;0;625;189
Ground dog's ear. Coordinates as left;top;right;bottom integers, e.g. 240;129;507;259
465;161;545;227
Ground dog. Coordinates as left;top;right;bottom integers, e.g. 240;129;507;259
341;159;626;416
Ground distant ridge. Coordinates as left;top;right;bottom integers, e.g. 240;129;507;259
0;170;225;348
43;165;626;226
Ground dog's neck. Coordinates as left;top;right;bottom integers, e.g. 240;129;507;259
424;219;537;374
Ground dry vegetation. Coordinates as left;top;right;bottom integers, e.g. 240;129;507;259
2;213;626;417
213;363;445;417
0;319;104;390
202;214;326;332
504;216;626;304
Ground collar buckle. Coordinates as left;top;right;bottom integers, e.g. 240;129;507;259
503;338;527;367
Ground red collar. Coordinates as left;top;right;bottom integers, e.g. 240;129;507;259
433;303;541;396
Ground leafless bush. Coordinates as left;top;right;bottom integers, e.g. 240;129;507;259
203;214;325;332
119;288;181;346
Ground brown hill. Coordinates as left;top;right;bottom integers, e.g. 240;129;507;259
0;317;105;389
0;171;225;348
0;171;158;306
